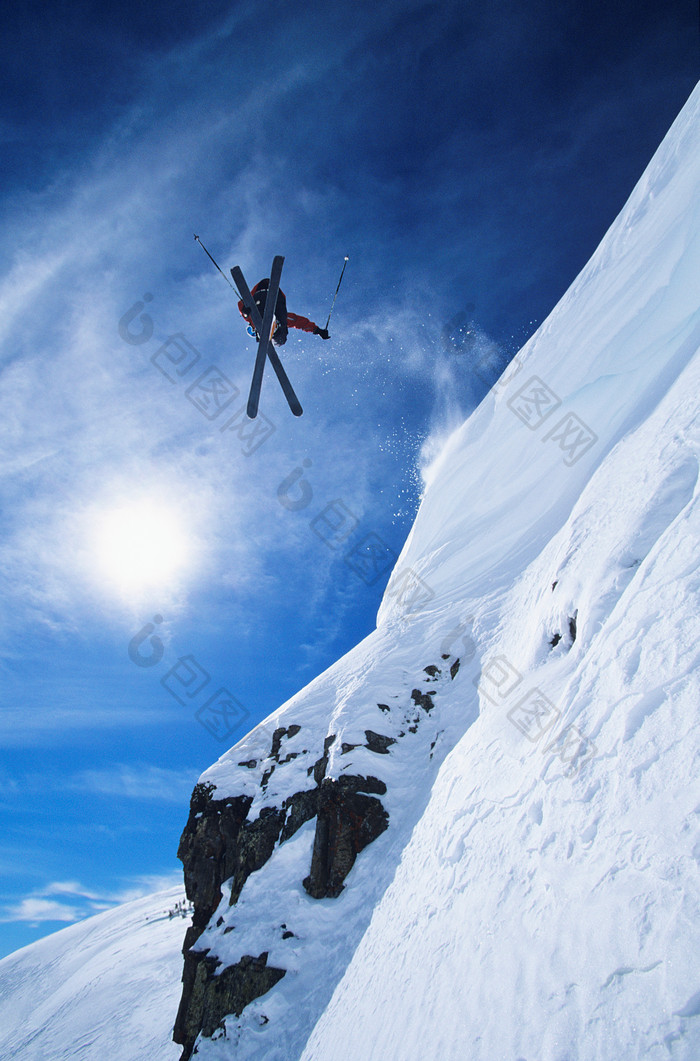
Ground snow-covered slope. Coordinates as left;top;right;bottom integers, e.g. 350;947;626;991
173;83;700;1060
3;83;698;1061
0;887;186;1061
302;85;700;1060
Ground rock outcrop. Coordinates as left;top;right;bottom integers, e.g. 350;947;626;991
173;738;390;1058
173;655;461;1059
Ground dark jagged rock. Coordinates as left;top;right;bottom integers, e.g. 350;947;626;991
308;733;336;783
550;613;578;650
229;806;286;904
262;726;304;787
177;783;252;930
174;732;392;1058
174;784;253;1055
303;775;389;899
261;765;275;788
279;787;319;844
270;724;301;759
341;741;360;754
569;612;578;642
176;951;285;1059
178;662;463;1058
411;688;436;712
364;730;396;754
174;650;458;1054
229;788;323;904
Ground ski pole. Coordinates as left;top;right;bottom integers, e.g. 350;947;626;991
325;256;349;330
194;234;243;300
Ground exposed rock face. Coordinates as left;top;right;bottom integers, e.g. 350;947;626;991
174;783;254;1055
175;952;285;1054
303;775;388;899
173;654;461;1059
173;743;390;1058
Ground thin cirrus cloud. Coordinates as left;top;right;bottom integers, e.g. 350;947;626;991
68;763;200;803
0;872;185;925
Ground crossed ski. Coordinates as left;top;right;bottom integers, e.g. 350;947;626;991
231;258;303;419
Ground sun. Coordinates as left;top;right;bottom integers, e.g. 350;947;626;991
92;498;191;598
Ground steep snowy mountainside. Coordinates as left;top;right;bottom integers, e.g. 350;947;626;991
303;84;700;1061
175;85;700;1061
174;625;479;1060
0;887;187;1061
377;80;700;629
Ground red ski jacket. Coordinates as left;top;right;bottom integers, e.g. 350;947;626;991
237;281;318;334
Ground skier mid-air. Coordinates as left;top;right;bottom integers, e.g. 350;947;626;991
193;237;347;419
237;278;330;345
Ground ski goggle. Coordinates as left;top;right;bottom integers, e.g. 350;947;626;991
247;318;279;339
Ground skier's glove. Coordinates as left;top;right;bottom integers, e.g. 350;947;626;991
314;327;330;340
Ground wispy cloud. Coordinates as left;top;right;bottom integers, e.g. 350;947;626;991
68;763;199;803
1;897;83;925
0;871;184;926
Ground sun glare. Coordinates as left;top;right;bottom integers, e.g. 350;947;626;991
92;499;191;597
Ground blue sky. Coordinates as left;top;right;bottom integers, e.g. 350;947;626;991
0;0;696;958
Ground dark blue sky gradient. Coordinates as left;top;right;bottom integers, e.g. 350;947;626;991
0;0;697;956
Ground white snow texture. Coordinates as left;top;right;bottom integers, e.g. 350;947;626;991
0;888;185;1060
2;81;700;1061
